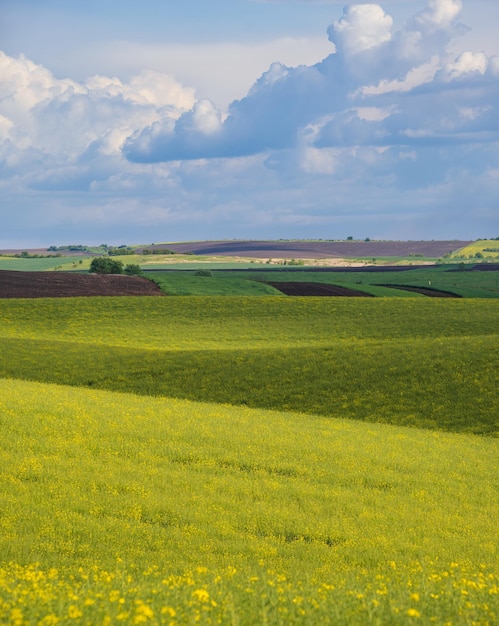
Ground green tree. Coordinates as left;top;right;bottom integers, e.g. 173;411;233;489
194;269;213;277
124;264;142;276
89;257;123;274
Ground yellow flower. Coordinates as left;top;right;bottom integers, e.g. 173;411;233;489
135;603;154;619
161;607;176;617
117;612;130;621
10;608;23;625
40;615;60;625
192;588;210;602
407;608;421;618
130;601;154;624
109;590;121;602
68;605;83;619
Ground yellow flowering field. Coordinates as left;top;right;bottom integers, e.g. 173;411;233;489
0;298;497;434
1;561;497;625
451;240;499;259
0;378;497;624
0;296;497;622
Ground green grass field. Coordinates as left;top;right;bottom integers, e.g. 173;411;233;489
147;271;282;296
0;298;497;435
146;271;426;297
214;265;499;298
0;257;88;271
0;296;497;623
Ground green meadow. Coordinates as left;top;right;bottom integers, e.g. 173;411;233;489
147;272;282;296
0;296;497;623
213;265;499;299
146;271;426;297
0;257;88;272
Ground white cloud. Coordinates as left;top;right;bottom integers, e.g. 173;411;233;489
1;0;498;244
442;51;487;79
360;58;440;95
411;0;463;32
0;51;195;175
85;71;195;109
124;0;499;163
327;4;393;56
182;100;223;135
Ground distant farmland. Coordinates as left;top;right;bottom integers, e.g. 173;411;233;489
137;240;472;259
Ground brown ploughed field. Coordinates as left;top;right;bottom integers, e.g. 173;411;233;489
376;284;461;298
0;270;164;298
267;282;374;297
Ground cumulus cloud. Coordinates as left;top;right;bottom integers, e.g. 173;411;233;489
441;50;488;80
124;0;497;166
327;4;393;56
0;50;195;172
411;0;463;33
1;0;498;244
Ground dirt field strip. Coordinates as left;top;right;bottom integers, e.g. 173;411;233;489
0;270;164;298
266;282;374;297
375;284;462;298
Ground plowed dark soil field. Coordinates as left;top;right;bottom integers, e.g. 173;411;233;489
375;284;461;298
267;282;373;296
0;270;164;298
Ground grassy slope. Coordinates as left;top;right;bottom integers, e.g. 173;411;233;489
147;271;422;297
451;240;499;258
0;257;88;271
147;271;283;296
1;378;497;624
1;297;496;348
0;298;497;435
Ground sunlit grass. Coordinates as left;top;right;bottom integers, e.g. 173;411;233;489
1;378;497;624
0;334;496;435
0;297;496;349
220;266;499;298
0;257;88;271
451;240;499;259
0;298;497;434
1;296;497;623
147;271;282;296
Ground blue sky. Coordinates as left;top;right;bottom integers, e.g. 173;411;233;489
0;0;498;247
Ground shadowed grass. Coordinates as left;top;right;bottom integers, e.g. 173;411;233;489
0;334;497;435
0;297;496;435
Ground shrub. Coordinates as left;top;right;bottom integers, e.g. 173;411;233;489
124;264;142;276
89;258;123;274
194;269;213;277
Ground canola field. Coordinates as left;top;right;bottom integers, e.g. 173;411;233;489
0;297;497;435
0;296;498;624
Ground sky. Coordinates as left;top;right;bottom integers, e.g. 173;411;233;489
0;0;498;247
